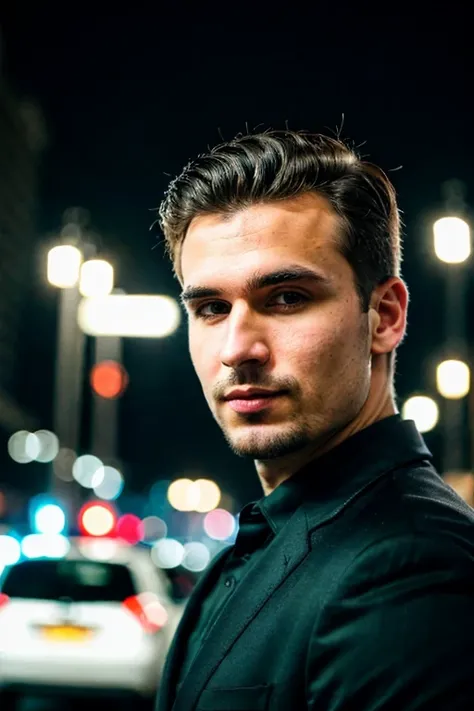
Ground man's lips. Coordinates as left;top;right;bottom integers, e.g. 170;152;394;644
224;391;287;414
223;388;285;401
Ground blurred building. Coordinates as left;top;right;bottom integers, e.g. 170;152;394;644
0;38;45;434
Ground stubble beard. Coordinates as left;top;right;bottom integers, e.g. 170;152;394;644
219;412;314;460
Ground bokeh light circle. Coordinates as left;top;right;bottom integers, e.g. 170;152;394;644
182;542;211;572
79;503;116;536
90;360;129;399
203;509;236;541
93;466;124;500
34;430;60;463
167;479;194;511
53;448;77;482
151;539;185;569
402;396;439;433
193;479;221;512
35;504;66;535
116;514;144;545
142;516;167;544
7;431;40;464
73;455;105;488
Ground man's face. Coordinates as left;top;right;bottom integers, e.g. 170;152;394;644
181;193;373;460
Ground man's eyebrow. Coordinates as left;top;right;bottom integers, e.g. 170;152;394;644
180;265;331;305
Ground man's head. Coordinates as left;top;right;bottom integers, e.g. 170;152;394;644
159;131;408;463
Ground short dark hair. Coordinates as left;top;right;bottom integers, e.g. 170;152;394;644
158;130;402;311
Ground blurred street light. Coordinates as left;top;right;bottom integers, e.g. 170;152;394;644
47;245;82;287
168;479;195;512
47;223;88;503
151;538;185;569
433;217;471;264
78;294;181;337
167;478;222;513
93;466;124;500
7;429;60;464
79;258;114;297
116;514;144;545
142;516;167;544
53;447;77;482
436;359;470;399
33;503;66;535
431;190;472;472
72;454;105;489
78;502;117;537
8;430;41;463
193;479;221;513
182;542;211;572
33;430;60;463
204;509;236;541
90;360;129;399
402;395;439;433
79;293;180;471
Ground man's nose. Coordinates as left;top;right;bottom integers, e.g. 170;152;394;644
219;304;270;370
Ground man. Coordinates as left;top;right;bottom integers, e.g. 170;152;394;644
155;131;474;710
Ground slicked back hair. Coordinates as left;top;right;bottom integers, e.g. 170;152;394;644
159;130;402;313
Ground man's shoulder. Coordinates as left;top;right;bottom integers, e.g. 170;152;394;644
346;461;474;561
379;461;474;528
303;461;474;578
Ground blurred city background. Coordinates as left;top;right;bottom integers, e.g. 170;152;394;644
0;8;472;709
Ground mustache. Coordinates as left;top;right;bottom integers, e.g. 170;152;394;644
213;374;297;401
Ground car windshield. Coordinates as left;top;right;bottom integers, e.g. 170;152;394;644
1;560;136;602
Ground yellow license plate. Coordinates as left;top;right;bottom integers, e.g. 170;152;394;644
41;625;93;642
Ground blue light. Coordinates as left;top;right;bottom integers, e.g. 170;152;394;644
29;496;67;535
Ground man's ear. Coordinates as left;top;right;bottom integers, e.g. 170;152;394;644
370;277;409;356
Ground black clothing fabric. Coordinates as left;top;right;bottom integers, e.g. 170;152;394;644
157;416;474;711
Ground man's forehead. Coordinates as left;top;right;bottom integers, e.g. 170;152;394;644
185;193;338;243
181;195;341;281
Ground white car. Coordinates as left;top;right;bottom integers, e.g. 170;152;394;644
0;537;183;708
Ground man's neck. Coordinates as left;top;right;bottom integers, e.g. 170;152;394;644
256;391;397;496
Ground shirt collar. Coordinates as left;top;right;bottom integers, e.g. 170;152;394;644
247;415;432;535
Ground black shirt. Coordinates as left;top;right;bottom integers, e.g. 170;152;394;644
177;414;430;686
177;439;318;685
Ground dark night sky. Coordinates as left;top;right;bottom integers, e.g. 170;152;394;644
1;8;473;508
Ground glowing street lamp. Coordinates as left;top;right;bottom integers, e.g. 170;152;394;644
402;395;439;433
436;359;471;399
47;240;85;487
433;217;471;264
79;259;114;297
47;245;83;288
77;294;181;337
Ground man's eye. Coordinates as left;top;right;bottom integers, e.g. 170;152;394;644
193;292;308;320
194;301;229;319
270;291;308;308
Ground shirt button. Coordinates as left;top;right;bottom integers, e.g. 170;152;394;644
224;578;233;587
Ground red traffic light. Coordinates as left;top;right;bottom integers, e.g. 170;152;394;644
90;360;129;399
78;502;117;537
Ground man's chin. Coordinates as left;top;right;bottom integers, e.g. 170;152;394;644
223;426;310;460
